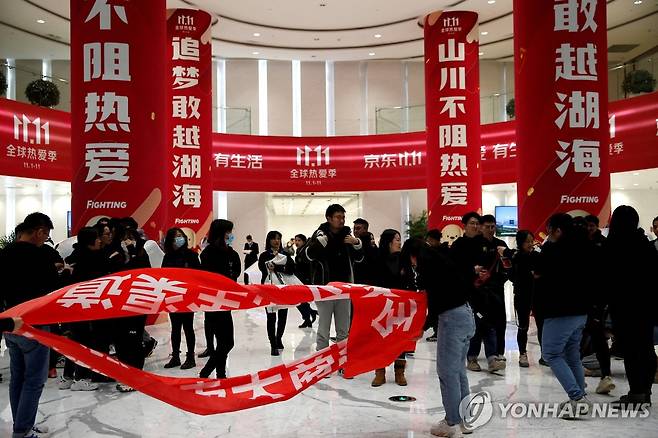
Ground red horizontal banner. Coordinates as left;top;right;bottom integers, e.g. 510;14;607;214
1;92;657;189
0;268;426;415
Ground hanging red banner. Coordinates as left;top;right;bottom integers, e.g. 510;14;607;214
424;11;482;232
166;9;214;248
70;0;168;238
0;268;426;415
514;0;611;234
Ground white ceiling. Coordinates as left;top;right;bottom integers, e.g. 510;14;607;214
611;168;658;190
267;193;359;216
0;176;71;196
0;0;656;62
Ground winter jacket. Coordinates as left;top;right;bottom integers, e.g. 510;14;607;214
301;223;363;285
70;247;111;284
417;245;470;315
258;249;295;284
162;248;201;270
373;252;403;290
353;234;379;285
200;244;241;281
509;250;539;305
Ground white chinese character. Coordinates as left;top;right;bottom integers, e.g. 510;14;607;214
555;139;600;177
56;275;130;309
439;125;467;148
122;274;187;313
555;43;598;81
85;0;127;30
85;143;129;182
27;148;37;160
214;153;230;167
173;125;200;149
232;372;285;400
610;142;624;155
309;169;318;178
319;169;328;178
83;42;131;82
555;0;597;32
380;154;397;168
172;96;201;119
440;67;466;91
38;149;47;161
172;66;199;90
509;142;517;158
85;92;130;132
48;150;57;162
230;154;247;168
480;145;487;160
554;91;599;129
440;182;468;206
172;154;201;178
438;39;465;62
172;184;201;208
440;153;468;177
439;96;466;118
328;169;337;178
371;298;418;338
290;352;336;390
188;290;248;311
172;37;200;61
6;145;16;157
398;151;422;167
364;154;380;168
290;169;299;179
17;146;26;158
247;154;263;169
493;143;508;160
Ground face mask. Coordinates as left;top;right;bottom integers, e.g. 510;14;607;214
226;233;235;246
173;236;186;249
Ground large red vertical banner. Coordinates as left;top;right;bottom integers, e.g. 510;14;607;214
514;0;610;237
424;11;482;236
166;9;214;248
71;0;168;239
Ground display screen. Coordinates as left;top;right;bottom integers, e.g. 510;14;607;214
495;206;518;237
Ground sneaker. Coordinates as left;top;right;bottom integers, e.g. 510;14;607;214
426;333;438;342
32;425;50;434
498;355;507;361
116;383;135;392
71;379;99;391
460;423;473;435
488;358;506;373
430;419;463;437
58;376;73;390
559;396;592;419
164;355;181;369
466;359;481;372
519;353;529;368
595;376;615;395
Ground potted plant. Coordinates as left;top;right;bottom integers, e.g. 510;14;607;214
405;210;428;239
506;98;515;119
622;69;656;95
25;78;60;107
0;231;16;250
0;70;7;96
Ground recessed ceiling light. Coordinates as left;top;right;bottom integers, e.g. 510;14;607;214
319;3;326;6
493;93;500;96
479;52;484;56
618;187;625;190
58;78;67;83
36;19;46;24
633;172;640;175
634;0;642;4
633;183;639;186
253;32;261;37
374;34;382;38
481;31;488;36
314;37;320;41
252;51;259;55
368;52;375;56
487;0;496;4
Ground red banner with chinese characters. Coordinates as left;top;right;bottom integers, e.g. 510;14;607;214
0;98;71;181
166;9;214;248
0;268;426;415
70;0;168;238
514;0;610;235
424;11;482;234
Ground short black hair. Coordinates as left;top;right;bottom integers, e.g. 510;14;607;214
547;212;573;235
22;212;54;232
77;226;99;248
295;234;307;243
584;215;599;226
462;212;481;225
95;217;111;227
353;218;369;229
515;229;534;249
246;235;253;240
481;214;496;225
14;222;27;236
426;229;442;240
121;217;139;230
325;204;346;219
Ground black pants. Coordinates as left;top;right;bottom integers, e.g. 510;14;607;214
169;312;195;355
583;313;612;377
514;295;531;354
201;311;234;378
614;317;657;396
63;321;95;380
492;289;507;356
114;315;147;370
424;292;438;333
267;309;288;344
203;312;214;352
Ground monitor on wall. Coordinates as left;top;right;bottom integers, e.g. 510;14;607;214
495;206;518;237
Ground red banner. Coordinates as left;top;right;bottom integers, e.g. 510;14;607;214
166;9;214;248
70;0;168;238
514;0;610;235
0;98;71;181
0;268;426;415
424;11;482;231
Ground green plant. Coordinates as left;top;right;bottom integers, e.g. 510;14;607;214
0;231;16;250
506;98;515;119
0;70;7;96
406;210;428;239
25;79;60;107
622;69;656;94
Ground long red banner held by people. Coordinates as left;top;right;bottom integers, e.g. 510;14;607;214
0;268;426;415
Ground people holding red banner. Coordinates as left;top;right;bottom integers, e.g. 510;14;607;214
199;219;241;379
259;230;295;356
301;204;363;376
161;228;201;370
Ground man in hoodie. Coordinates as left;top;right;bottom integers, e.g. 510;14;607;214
302;204;363;367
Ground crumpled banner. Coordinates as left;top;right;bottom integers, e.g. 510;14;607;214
0;268;426;415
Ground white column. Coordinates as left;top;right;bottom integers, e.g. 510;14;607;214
216;59;227;133
400;191;410;239
292;60;302;137
258;59;268;135
5;177;17;236
402;61;410;133
41;180;53;217
42;59;52;81
214;191;228;220
325;60;335;136
359;61;368;135
6;59;16;100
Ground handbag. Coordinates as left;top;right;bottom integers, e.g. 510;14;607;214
474;253;500;288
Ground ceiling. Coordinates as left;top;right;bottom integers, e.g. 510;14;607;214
267;193;358;216
0;0;656;63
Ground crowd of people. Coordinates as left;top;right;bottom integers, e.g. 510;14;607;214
0;205;657;437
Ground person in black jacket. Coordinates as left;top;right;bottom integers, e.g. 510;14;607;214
604;206;658;408
162;228;201;370
352;218;378;286
259;230;295;356
243;235;259;283
293;234;318;328
199;219;241;379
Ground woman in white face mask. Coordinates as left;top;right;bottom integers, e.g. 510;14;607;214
161;227;201;370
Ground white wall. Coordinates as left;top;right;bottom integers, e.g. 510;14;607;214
227;192;267;272
267;214;326;246
611;189;658;238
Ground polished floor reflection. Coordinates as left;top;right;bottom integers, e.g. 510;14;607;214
1;310;657;437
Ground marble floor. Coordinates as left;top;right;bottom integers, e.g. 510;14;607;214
1;310;657;437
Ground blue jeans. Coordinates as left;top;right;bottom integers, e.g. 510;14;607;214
542;315;587;400
4;331;50;438
436;304;476;426
466;314;497;361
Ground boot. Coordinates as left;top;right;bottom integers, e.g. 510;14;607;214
270;338;280;356
276;337;284;350
371;368;386;387
164;353;181;369
310;309;318;323
394;360;407;386
180;353;196;370
298;319;312;329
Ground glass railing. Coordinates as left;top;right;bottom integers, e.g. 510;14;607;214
215;106;252;134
